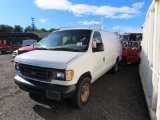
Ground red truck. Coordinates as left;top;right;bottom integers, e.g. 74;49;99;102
18;45;39;55
12;39;38;58
0;40;13;53
15;38;45;57
119;33;142;66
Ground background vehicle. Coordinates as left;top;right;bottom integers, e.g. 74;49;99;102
0;32;39;53
12;39;37;58
21;39;37;47
17;38;45;55
12;50;18;58
17;45;38;55
119;33;142;65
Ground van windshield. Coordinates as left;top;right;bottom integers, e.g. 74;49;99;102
38;30;92;52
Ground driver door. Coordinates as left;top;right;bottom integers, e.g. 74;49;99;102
92;31;105;81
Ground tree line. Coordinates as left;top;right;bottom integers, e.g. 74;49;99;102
0;24;57;33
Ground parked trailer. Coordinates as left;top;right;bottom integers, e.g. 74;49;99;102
140;0;160;120
0;33;39;53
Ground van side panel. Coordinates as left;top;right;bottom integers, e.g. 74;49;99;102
101;31;121;70
65;52;93;84
101;31;115;69
91;30;122;82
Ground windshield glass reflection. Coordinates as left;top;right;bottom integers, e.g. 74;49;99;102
38;30;92;52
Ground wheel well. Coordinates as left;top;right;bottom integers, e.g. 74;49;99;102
117;56;120;62
122;56;127;61
78;72;92;82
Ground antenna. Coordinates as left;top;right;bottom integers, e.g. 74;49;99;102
118;27;120;35
60;22;62;29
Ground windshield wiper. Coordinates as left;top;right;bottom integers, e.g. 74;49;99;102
49;47;78;52
37;47;49;50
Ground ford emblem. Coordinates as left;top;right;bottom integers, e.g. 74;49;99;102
31;71;36;75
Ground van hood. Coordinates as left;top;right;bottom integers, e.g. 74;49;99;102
15;50;83;69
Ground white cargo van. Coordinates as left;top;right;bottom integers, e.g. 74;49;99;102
14;29;122;108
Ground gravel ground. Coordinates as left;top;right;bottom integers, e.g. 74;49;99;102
0;54;150;120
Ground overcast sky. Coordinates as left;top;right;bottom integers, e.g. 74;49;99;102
0;0;152;33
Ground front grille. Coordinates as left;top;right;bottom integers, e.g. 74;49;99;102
19;64;53;81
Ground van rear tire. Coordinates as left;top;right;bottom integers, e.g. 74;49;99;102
1;51;6;54
70;77;91;109
110;60;118;74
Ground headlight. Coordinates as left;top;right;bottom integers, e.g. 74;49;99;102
53;70;74;81
15;63;20;71
66;70;74;81
56;71;65;80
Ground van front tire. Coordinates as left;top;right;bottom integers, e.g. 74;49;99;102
70;77;91;109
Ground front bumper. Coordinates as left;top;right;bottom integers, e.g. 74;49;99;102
14;75;76;100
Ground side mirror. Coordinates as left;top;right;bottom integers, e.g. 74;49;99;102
139;46;142;51
97;43;104;51
92;43;104;52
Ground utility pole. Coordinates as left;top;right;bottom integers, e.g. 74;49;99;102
31;17;35;31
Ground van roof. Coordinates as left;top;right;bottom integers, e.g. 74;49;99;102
56;28;109;33
59;28;94;31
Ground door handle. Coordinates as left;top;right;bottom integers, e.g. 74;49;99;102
103;57;105;61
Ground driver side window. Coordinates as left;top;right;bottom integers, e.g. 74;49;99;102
92;31;102;48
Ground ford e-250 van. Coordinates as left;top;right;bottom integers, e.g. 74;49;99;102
14;29;122;108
